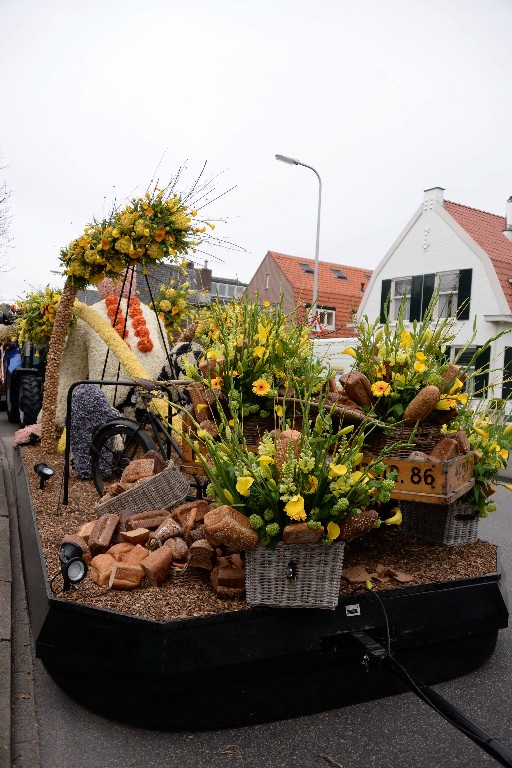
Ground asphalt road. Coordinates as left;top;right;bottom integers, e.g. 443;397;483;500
4;408;512;768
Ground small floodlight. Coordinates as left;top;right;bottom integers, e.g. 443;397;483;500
59;541;88;591
34;462;55;490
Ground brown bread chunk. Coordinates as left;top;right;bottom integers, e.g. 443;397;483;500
142;547;173;586
453;430;471;454
88;514;120;556
282;523;324;544
122;544;150;565
340;371;373;407
429;437;460;462
121;458;155;484
403;386;440;425
187;540;215;570
108;562;144;590
119;528;150;545
107;542;134;561
338;509;378;541
203;506;258;551
89;553;115;587
164;537;189;561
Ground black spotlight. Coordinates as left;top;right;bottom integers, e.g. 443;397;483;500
34;462;55;490
59;541;88;591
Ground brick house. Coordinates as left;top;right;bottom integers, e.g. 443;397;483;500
246;251;373;338
357;188;512;399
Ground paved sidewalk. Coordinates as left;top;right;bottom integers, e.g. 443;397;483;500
0;442;12;768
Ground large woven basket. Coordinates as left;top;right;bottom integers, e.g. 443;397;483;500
95;460;189;517
245;542;345;610
365;422;441;459
400;499;479;547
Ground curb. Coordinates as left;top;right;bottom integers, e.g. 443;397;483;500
0;454;12;768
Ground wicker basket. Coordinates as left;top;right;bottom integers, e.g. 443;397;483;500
95;460;190;516
400;499;479;546
365;422;441;459
245;542;345;610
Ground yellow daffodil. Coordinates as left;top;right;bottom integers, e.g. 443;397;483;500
414;361;426;373
385;508;402;525
473;426;489;442
371;381;391;397
329;463;347;479
392;372;406;384
435;397;455;411
236;477;254;496
415;351;426;362
504;423;512;436
253;345;266;359
449;378;464;395
500;449;509;460
342;347;357;358
257;455;274;465
351;470;367;485
284;494;306;521
327;521;340;540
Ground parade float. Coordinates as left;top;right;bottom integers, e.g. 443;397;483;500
12;180;511;734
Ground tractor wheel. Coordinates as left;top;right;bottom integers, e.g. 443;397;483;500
6;370;20;424
18;375;42;428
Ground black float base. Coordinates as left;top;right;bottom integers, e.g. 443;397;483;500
15;450;509;730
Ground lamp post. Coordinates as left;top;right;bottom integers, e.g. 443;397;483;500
275;154;322;323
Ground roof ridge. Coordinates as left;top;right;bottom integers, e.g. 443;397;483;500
268;251;372;273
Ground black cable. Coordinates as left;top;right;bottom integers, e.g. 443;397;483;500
354;586;512;767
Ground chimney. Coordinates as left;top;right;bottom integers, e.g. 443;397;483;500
503;196;512;242
423;187;445;211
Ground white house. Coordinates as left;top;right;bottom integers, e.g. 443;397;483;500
357;188;512;400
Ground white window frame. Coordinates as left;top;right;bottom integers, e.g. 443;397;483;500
318;308;336;331
435;271;459;319
390;277;412;321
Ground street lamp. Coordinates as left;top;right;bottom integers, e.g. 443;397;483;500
275;154;322;322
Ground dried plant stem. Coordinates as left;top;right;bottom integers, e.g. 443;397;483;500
41;279;78;453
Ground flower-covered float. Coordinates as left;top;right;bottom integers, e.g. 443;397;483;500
11;185;509;729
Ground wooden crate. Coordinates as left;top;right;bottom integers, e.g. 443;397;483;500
361;452;474;505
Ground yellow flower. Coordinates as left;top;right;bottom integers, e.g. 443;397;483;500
253;345;266;359
327;521;340;540
371;381;391;397
350;471;365;484
385;508;402;525
236;477;254;497
342;347;357;358
229;419;235;426
329;463;347;479
473;426;489;442
195;403;208;414
304;476;318;494
284;494;306;521
252;378;270;396
275;405;284;417
500;449;509;460
414;361;426;373
223;489;234;504
257;455;274;466
262;300;270;307
435;397;455;411
400;330;413;349
210;377;223;389
505;484;512;492
449;378;464;395
415;351;426;362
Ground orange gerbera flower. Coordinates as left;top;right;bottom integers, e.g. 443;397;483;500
154;225;166;242
252;378;270;396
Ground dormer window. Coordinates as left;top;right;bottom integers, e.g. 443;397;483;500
331;268;347;280
299;262;314;274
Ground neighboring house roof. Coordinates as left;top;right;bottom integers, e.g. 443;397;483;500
267;251;372;336
444;200;512;311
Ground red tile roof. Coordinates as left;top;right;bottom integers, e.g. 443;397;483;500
444;200;512;311
268;251;372;337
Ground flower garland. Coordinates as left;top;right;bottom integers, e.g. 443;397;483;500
104;294;154;353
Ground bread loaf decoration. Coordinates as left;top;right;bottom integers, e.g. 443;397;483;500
204;505;259;551
403;385;440;425
340;371;373;407
337;509;378;541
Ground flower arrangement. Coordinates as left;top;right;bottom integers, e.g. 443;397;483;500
59;186;215;290
149;279;198;339
190;295;328;421
184;396;398;548
442;401;512;516
345;295;468;424
16;287;67;347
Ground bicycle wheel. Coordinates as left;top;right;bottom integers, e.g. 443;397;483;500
90;420;157;497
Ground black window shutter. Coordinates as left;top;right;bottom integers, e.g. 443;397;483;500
503;347;512;400
474;344;491;398
421;273;435;319
380;279;391;323
457;269;472;320
409;275;424;322
443;345;451;363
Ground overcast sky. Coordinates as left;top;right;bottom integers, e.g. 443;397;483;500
1;0;511;302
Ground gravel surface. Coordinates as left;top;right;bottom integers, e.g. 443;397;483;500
21;444;497;621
